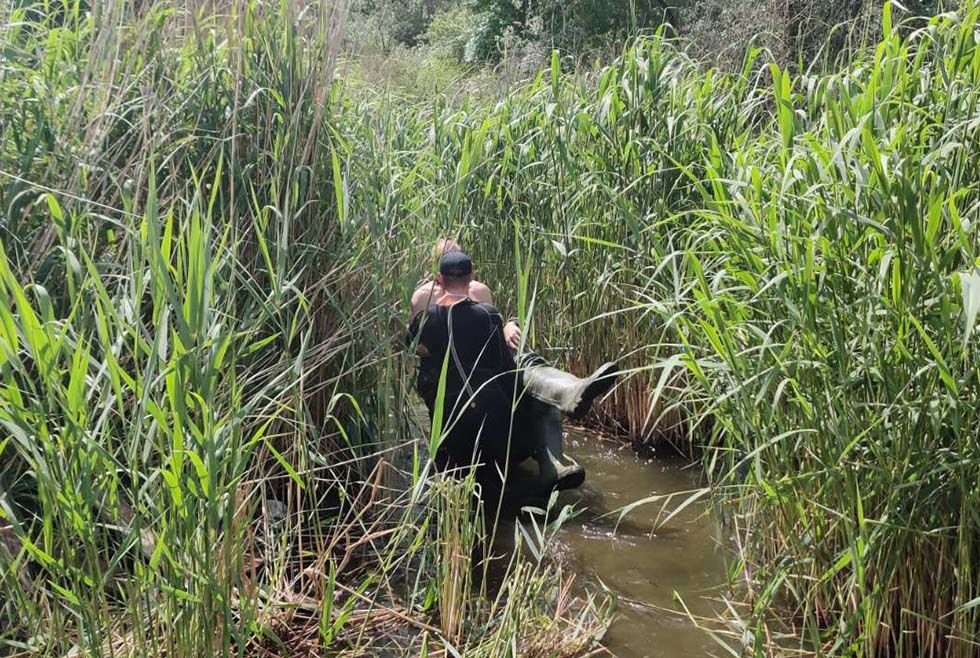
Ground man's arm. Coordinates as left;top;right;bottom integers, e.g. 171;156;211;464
502;319;522;351
485;305;519;373
406;302;431;357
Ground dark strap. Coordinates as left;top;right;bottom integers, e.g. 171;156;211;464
447;301;496;402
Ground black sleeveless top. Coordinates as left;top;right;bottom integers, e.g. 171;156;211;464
408;300;518;410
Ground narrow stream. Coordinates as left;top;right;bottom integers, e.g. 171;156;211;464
401;407;730;656
551;430;728;658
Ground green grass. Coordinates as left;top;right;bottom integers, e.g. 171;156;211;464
336;4;980;653
2;0;980;655
0;1;609;655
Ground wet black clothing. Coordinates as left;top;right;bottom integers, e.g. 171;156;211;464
408;300;530;469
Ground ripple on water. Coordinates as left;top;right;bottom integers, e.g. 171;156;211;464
550;430;730;658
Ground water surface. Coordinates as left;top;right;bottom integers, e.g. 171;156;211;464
549;430;728;658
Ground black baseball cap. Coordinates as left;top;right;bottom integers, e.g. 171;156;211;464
439;250;473;277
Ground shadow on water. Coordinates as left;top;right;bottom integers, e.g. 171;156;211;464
491;430;730;658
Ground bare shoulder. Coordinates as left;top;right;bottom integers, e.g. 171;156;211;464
411;281;441;316
468;280;493;304
412;280;438;302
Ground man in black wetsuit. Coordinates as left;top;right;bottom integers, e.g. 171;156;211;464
409;250;619;497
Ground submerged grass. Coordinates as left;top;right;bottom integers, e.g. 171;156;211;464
2;0;979;655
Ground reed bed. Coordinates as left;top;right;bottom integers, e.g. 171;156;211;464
0;1;609;656
336;4;980;654
2;0;979;655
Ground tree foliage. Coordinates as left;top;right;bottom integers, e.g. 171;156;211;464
354;0;954;69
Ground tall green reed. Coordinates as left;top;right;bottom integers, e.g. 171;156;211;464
336;4;980;654
666;6;980;654
0;1;608;656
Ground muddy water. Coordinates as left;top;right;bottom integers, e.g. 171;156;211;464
551;431;728;658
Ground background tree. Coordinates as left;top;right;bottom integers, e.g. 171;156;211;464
348;0;954;70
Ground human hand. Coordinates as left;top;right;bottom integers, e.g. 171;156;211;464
503;321;522;351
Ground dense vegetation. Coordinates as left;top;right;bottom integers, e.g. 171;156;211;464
2;0;979;656
0;1;611;655
349;0;952;71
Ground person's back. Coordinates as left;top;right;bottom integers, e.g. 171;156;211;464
411;300;511;403
410;299;523;468
408;251;525;471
